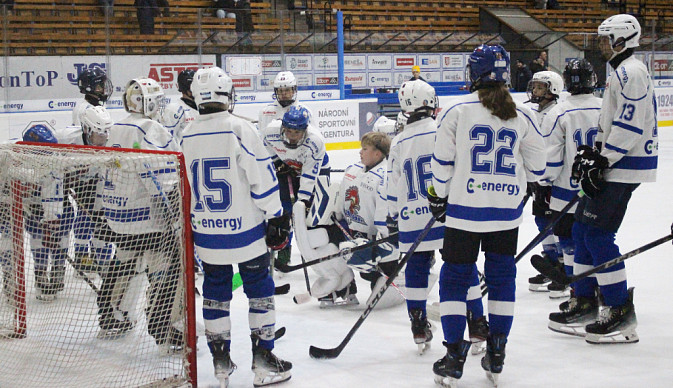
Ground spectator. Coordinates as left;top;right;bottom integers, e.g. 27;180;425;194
514;59;533;92
214;0;254;45
409;65;426;81
529;51;548;75
98;0;113;17
135;0;159;35
0;0;14;13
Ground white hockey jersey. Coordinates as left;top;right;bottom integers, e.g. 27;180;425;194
160;97;198;144
257;101;314;132
599;55;658;183
101;113;180;235
56;125;85;145
181;110;283;265
72;99;93;126
432;92;547;233
542;93;602;212
387;116;445;253
335;160;388;239
260;120;329;201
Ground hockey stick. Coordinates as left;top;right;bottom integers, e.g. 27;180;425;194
65;189;102;296
275;232;399;273
309;217;436;360
287;175;311;294
531;232;673;286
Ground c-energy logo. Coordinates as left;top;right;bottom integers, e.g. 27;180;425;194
466;178;520;196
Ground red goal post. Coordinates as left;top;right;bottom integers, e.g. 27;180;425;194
0;142;197;387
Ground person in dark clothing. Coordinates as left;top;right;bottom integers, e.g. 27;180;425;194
214;0;254;36
135;0;159;34
409;65;426;81
529;51;548;75
514;59;533;92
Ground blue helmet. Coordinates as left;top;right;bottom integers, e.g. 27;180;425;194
281;106;310;149
467;44;510;92
23;124;58;144
282;106;310;131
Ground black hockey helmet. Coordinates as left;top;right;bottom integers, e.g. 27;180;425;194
564;58;596;95
178;69;196;93
77;67;112;105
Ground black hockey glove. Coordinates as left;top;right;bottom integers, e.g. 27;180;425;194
273;159;295;178
385;215;399;246
427;186;448;223
574;146;609;199
266;213;291;251
529;182;552;208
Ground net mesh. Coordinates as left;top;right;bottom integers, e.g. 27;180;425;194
0;142;194;387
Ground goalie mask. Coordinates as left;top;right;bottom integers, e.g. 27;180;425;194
281;106;309;149
274;71;297;108
77;67;113;106
191;67;235;113
80;106;112;146
397;80;438;119
123;78;166;118
527;71;563;104
23;124;58;144
598;14;641;61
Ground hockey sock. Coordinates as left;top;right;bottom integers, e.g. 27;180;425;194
466;264;484;317
202;262;233;349
439;262;471;344
484;253;515;337
572;223;598;298
405;251;432;313
534;216;559;262
583;224;628;307
557;236;575;277
240;254;276;349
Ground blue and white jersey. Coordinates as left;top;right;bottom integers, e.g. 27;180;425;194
542;93;602;212
387;116;445;253
257;100;314;133
160;97;198;145
335;160;388;239
101;113;180;235
261;120;329;201
599;55;657;183
181;110;283;265
432;92;547;233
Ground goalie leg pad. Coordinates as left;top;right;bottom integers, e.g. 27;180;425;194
292;201;341;261
306;175;338;227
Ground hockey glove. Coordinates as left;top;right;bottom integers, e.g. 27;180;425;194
273;159;295;178
574;146;609;199
529;182;552;208
386;215;399;247
341;238;378;273
266;214;291;251
427;186;447;223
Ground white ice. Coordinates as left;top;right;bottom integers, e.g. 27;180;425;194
196;129;673;388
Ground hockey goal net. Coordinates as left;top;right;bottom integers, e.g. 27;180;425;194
0;142;196;387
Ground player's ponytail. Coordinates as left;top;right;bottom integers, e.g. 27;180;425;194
478;84;517;121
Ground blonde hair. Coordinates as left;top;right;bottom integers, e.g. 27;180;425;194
361;132;391;157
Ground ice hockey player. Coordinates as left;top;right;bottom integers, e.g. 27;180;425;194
372;111;407;138
260;105;330;271
93;77;182;345
525;69;567;296
565;14;656;345
388;79;489;357
21;124;74;302
429;44;546;387
540;58;603;337
257;71;314;132
181;66;292;387
72;67;112;126
160;68;199;144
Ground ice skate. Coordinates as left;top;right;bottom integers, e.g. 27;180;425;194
409;308;433;355
548;281;570;299
157;328;184;355
211;341;237;388
34;270;55;302
467;311;489;355
528;273;551;292
481;334;506;387
548;293;599;337
585;287;639;344
98;311;134;338
51;265;65;294
251;334;292;387
318;280;359;308
433;340;471;388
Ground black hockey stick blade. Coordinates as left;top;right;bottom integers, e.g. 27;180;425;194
530;254;569;285
275;327;286;340
274;283;290;295
275;233;398;273
309;218;436;360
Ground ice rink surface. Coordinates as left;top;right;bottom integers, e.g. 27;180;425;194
196;129;673;388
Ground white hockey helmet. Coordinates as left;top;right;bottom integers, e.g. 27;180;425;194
398;80;438;117
395;111;408;133
598;14;641;60
372;115;395;137
273;71;297;107
527;71;563;103
80;105;112;146
123;78;165;118
191;67;235;111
